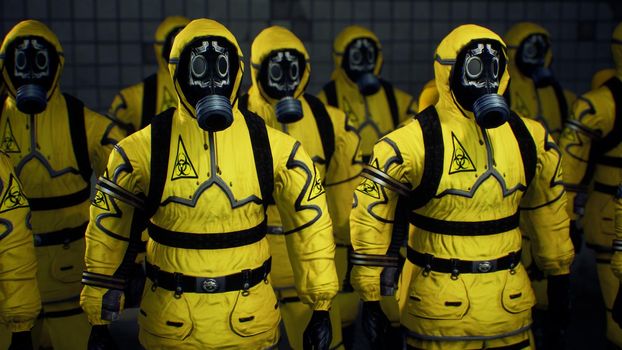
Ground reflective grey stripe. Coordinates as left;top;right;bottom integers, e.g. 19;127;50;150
564;120;601;139
434;54;456;66
96;177;146;210
267;226;284;235
350;252;399;267
613;239;622;252
406;324;531;342
169;57;179;64
361;165;411;197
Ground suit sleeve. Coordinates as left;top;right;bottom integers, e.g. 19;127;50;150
85;108;128;178
0;153;40;332
80;139;148;325
519;122;574;276
272;137;339;311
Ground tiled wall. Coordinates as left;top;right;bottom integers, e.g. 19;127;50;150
1;0;619;113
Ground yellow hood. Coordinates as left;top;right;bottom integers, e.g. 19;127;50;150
504;22;553;78
250;25;310;102
0;20;64;100
154;16;190;72
168;18;244;116
612;22;622;78
434;24;509;116
331;25;383;82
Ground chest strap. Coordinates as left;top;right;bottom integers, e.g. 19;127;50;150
145;257;271;295
593;182;618;196
409;212;519;236
33;222;87;247
147;220;267;249
28;186;91;211
407;247;521;276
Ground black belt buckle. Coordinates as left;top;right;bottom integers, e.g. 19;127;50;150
475;260;494;273
201;278;219;293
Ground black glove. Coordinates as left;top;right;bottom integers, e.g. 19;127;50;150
87;325;118;350
545;274;570;350
612;283;622;328
361;301;390;349
302;310;332;350
8;331;32;350
569;220;583;254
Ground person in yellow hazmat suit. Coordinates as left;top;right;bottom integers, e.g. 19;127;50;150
349;24;575;350
559;22;622;348
0;151;41;350
0;20;126;350
505;22;576;142
592;68;616;90
108;16;190;133
318;25;417;163
417;79;439;112
80;19;339;350
239;25;362;350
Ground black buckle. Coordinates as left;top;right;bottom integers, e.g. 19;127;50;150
150;265;160;291
173;272;184;299
241;269;251;296
422;253;433;277
450;258;460;280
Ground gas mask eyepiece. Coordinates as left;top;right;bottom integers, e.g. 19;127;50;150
177;37;240;132
258;49;305;123
451;40;509;129
343;37;381;95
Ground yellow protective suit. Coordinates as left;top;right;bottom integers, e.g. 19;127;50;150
592;68;616;90
560;22;622;347
0;20;125;350
318;25;417;161
417;79;439;112
350;24;574;349
80;19;339;350
243;25;362;350
504;22;576;311
109;16;190;133
0;151;41;349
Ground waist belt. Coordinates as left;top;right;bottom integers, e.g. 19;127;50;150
34;223;87;247
29;186;91;211
598;156;622;168
409;212;519;235
147;220;267;249
407;247;521;276
145;257;271;295
593;182;618;196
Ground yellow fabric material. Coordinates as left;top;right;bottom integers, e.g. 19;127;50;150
109;16;189;133
350;24;574;340
613;22;622;78
406;329;533;349
504;22;576;141
0;152;40;333
81;19;338;348
318;25;416;159
592;68;616;90
418;79;439;112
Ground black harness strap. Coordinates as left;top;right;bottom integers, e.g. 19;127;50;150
506;112;537;188
304;93;335;168
380;79;400;128
322;80;338;107
409;211;520;236
147;220;267;249
146;108;175;219
29;186;91;211
141;73;157;128
408;107;444;210
237;94;250;113
64;93;92;184
242;108;275;208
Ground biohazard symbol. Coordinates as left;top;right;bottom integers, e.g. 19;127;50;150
160;87;176;112
171;136;198;180
1;119;20;153
449;132;476;174
308;166;326;201
0;174;28;213
92;190;110;211
355;159;381;199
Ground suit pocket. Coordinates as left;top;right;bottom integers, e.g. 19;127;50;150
230;281;281;337
49;243;83;283
138;286;193;341
406;269;469;320
501;267;536;314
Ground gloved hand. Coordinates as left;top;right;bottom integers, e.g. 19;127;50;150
87;325;118;350
8;331;32;350
302;310;332;350
569;220;583;254
361;301;390;349
545;274;570;350
612;284;622;328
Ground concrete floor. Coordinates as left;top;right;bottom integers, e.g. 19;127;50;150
109;241;609;349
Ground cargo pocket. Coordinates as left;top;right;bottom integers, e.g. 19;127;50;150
501;268;536;314
50;244;83;283
138;286;193;341
406;269;469;320
230;281;280;337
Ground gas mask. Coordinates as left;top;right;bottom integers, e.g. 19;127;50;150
516;34;554;88
161;26;184;64
342;38;380;96
5;36;58;114
451;40;509;129
177;37;239;132
258;49;305;123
